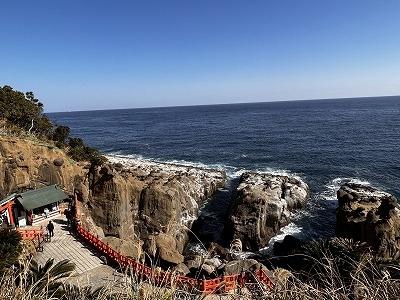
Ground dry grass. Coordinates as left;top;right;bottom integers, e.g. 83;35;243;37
266;256;400;300
264;238;400;300
1;238;400;300
0;120;57;150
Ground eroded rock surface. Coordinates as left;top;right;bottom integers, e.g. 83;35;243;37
180;242;273;279
84;156;226;264
229;172;309;251
0;137;86;196
336;183;400;260
0;138;226;265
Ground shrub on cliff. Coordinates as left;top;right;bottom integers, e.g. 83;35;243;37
0;85;106;167
67;137;106;167
52;125;71;146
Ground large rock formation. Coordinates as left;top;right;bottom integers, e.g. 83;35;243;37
229;172;309;251
0;137;86;196
336;183;400;260
87;156;225;264
0;137;226;265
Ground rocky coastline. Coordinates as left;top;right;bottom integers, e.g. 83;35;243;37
1;136;399;276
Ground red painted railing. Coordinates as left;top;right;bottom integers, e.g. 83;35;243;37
17;227;45;240
75;223;275;294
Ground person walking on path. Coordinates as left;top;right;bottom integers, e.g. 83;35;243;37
47;220;54;237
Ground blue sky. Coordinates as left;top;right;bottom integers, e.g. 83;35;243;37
1;0;399;112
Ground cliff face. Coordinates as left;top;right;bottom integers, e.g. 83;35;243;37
0;137;226;264
92;157;226;263
0;136;85;196
337;183;400;260
229;172;309;251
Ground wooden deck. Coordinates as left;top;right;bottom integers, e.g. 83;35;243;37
35;216;103;274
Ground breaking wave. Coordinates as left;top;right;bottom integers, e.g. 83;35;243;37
106;153;303;181
259;223;303;254
319;177;371;201
106;153;230;172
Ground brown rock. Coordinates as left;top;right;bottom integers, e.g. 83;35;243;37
229;172;309;251
204;257;223;269
0;137;225;265
208;242;230;260
88;158;225;260
223;259;270;275
172;263;190;275
201;263;216;275
336;183;400;260
143;233;184;265
53;158;64;167
0;137;84;196
273;235;303;256
102;236;143;259
186;255;203;270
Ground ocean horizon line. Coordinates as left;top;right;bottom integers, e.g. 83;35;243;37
47;94;400;114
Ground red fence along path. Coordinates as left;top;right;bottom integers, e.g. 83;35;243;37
17;227;44;240
75;223;275;294
17;227;46;251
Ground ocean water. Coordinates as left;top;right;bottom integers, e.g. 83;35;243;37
49;96;400;244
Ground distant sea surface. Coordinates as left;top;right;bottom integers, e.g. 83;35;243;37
49;97;400;243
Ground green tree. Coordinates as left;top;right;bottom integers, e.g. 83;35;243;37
1;85;107;167
53;125;71;144
0;85;51;136
68;137;85;148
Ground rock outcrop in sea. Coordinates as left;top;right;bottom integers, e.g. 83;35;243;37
336;183;400;260
228;172;309;251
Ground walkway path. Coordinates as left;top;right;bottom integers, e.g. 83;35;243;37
33;217;262;298
35;216;126;288
36;216;103;274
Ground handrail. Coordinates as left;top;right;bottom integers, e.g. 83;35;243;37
75;223;275;294
17;228;45;240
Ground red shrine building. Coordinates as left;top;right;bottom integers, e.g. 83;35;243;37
0;185;69;227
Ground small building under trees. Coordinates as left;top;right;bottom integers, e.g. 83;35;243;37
0;185;69;227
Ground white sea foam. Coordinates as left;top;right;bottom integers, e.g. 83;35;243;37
185;242;208;257
180;210;197;226
227;166;303;181
256;167;303;180
259;222;303;254
320;177;372;201
106;153;232;174
107;153;304;184
229;169;247;178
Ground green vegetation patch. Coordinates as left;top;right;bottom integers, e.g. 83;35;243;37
0;227;22;272
0;85;106;168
